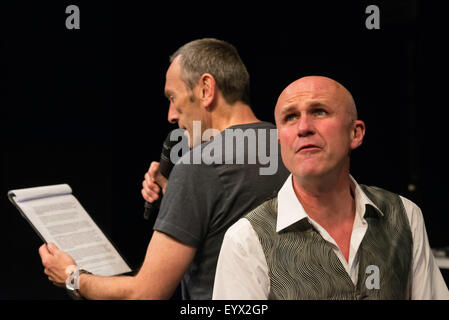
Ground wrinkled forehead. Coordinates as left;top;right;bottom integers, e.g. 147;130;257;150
276;77;347;111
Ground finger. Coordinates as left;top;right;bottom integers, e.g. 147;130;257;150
143;178;161;195
142;179;154;193
45;267;59;279
148;181;161;194
142;178;160;195
38;243;50;258
142;188;158;202
145;191;159;203
144;172;150;184
39;245;52;267
142;180;149;196
150;193;159;203
47;242;59;254
141;188;150;202
145;171;153;182
49;276;64;287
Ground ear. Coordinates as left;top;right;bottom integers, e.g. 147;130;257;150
198;73;216;108
350;120;366;150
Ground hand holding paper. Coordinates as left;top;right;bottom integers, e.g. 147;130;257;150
39;242;76;287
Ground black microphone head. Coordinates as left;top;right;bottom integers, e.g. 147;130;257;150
159;129;187;178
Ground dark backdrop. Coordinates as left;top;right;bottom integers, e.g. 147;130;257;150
1;1;448;299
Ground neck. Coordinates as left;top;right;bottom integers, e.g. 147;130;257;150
210;101;260;132
292;166;355;226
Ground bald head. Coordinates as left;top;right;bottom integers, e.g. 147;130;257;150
275;76;357;125
274;75;365;182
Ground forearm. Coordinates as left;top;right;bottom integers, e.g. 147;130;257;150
71;231;195;300
78;273;137;300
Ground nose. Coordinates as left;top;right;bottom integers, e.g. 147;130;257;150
167;103;179;124
296;115;315;137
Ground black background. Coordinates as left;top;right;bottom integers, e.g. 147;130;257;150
1;1;448;299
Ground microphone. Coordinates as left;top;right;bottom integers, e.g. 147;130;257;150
143;129;186;220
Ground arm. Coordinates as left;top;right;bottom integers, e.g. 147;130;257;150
39;230;196;300
212;218;270;300
401;197;449;299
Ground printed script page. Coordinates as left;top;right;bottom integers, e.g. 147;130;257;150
9;185;131;276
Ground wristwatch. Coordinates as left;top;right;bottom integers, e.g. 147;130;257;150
65;266;92;298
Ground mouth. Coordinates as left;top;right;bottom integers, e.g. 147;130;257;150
297;144;321;153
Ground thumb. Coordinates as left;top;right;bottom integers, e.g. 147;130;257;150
47;242;59;254
149;161;160;179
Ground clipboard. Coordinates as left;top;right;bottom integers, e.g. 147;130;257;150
8;184;132;277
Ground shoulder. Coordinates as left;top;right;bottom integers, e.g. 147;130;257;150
399;195;421;213
359;184;424;231
223;218;260;253
226;218;254;238
398;195;425;232
169;155;220;183
229;121;276;130
360;184;411;216
245;197;278;221
359;184;401;202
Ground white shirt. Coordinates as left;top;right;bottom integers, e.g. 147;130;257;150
213;174;449;300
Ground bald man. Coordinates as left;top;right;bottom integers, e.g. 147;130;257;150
213;76;449;300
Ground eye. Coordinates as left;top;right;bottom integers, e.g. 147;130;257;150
313;108;327;116
285;114;298;122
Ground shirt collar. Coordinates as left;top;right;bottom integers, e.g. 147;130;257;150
276;174;384;233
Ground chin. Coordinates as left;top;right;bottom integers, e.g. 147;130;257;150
292;165;327;180
297;171;324;180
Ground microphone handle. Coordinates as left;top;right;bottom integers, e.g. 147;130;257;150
143;193;162;220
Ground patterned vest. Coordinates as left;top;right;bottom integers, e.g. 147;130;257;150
246;185;413;300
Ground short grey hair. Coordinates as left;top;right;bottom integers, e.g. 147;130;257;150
170;38;250;105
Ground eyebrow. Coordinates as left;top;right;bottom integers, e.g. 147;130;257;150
279;101;328;114
308;101;328;109
279;104;299;115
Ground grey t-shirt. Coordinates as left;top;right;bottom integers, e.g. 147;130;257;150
153;121;289;299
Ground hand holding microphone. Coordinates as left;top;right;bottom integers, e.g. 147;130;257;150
142;161;167;216
141;129;186;220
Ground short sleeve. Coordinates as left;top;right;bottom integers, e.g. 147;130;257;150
153;163;226;248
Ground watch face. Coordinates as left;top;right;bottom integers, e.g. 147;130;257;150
65;268;79;291
65;278;76;291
